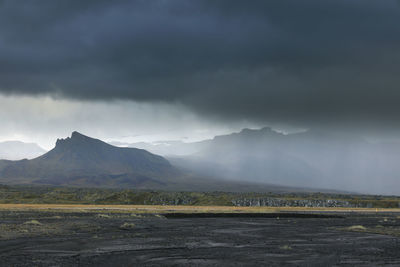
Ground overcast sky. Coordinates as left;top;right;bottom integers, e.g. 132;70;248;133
1;0;400;148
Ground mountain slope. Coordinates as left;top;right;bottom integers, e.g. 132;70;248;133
0;132;177;187
0;141;46;160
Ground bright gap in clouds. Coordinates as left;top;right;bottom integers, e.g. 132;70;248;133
0;94;263;150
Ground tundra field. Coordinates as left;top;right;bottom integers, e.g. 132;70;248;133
1;204;400;266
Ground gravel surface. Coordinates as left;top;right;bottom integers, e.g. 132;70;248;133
0;211;399;266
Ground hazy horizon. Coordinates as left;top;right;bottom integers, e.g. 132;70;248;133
1;128;400;195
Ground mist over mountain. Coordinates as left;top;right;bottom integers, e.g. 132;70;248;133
110;140;207;157
0;131;311;193
0;141;46;160
130;127;400;195
1;129;398;194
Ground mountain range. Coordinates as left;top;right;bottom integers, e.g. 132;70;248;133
1;128;398;194
0;131;305;192
0;141;46;160
110;140;201;157
115;127;400;195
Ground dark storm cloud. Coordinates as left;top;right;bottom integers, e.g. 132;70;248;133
1;0;400;125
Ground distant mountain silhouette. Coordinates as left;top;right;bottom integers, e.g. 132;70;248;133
0;141;46;160
110;140;206;156
168;127;400;195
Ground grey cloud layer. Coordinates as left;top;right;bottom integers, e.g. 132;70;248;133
1;0;400;125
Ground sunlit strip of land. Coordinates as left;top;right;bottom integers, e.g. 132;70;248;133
0;204;400;214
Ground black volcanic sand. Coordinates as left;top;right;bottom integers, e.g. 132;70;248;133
0;211;400;266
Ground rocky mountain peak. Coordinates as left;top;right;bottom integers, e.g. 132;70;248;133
55;131;103;148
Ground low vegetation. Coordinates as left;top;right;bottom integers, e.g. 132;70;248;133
0;184;399;208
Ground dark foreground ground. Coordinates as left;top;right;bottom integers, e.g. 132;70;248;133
0;210;400;266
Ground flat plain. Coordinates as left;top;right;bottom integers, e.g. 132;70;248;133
0;205;400;266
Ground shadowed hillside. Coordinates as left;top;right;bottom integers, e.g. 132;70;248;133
0;132;178;188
